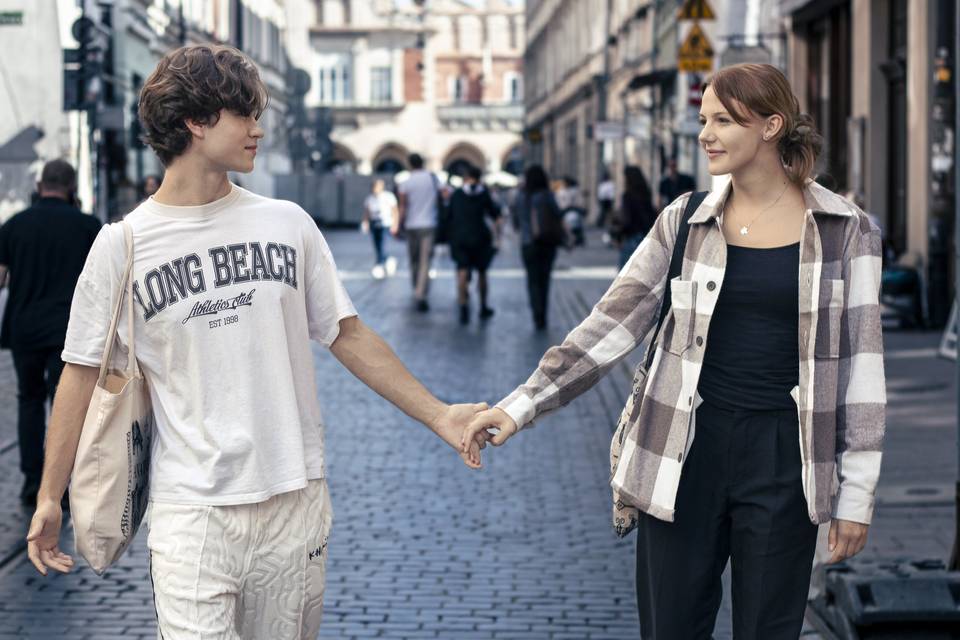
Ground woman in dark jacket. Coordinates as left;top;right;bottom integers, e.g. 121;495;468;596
448;166;501;324
512;164;564;330
612;165;658;268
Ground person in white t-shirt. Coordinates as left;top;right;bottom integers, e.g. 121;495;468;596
361;178;398;279
394;153;439;312
24;44;489;640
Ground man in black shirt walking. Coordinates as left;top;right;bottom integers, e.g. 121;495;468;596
0;160;101;506
657;157;697;211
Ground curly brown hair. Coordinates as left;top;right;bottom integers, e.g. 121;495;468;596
139;45;269;166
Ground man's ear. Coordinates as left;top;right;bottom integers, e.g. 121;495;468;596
184;118;206;140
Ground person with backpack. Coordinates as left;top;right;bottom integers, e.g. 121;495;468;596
395;153;441;312
447;165;501;324
462;63;885;640
511;165;564;331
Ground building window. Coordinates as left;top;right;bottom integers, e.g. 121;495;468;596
318;55;352;105
450;75;469;103
370;66;392;104
503;72;522;103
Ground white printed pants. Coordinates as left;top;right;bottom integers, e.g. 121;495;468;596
147;479;333;640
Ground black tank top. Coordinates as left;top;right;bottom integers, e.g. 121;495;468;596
697;242;800;411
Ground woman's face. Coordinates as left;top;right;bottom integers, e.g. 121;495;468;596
697;87;769;177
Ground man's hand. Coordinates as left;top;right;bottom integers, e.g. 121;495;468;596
429;402;491;469
460;407;518;452
26;500;74;576
827;519;869;564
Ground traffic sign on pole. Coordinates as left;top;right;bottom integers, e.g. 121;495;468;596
678;0;716;21
678;22;715;73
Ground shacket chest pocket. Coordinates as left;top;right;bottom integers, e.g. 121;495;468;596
665;277;698;356
815;278;845;359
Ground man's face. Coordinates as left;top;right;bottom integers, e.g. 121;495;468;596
194;109;264;173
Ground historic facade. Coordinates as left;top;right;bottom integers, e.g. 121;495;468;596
285;0;525;175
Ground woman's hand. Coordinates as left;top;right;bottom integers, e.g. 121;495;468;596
827;519;869;563
460;407;518;453
429;402;492;469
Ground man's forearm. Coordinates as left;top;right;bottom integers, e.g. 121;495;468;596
330;317;445;430
37;363;99;504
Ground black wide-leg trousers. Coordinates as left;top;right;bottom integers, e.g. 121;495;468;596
635;400;819;640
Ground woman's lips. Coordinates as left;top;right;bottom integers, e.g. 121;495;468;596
705;150;725;159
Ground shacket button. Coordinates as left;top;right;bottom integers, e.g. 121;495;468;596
696;336;704;347
707;281;716;291
688;396;693;406
677;452;683;463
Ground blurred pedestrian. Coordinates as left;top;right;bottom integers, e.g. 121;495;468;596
462;62;885;640
611;165;657;269
361;178;398;279
141;174;162;199
23;44;488;639
0;159;101;507
447;166;501;324
513;165;564;330
395;153;441;311
597;171;616;228
657;156;696;210
557;176;585;248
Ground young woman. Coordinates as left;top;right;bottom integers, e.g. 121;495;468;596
447;165;501;324
361;178;398;279
611;165;657;269
512;165;564;330
463;63;885;639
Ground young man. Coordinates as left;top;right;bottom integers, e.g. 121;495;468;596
657;157;697;211
25;45;485;639
0;159;101;507
393;153;439;311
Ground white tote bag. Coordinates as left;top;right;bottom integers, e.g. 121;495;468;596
70;222;154;575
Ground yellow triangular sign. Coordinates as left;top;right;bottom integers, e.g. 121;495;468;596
679;23;714;59
678;0;716;21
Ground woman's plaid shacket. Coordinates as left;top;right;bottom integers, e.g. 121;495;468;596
498;180;884;527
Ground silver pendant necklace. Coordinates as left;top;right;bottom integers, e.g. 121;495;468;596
727;182;789;236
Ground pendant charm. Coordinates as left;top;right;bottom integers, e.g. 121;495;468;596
739;226;749;236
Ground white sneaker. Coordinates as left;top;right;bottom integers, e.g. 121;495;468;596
372;265;385;279
385;256;397;276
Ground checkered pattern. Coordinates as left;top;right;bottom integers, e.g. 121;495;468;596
498;180;885;528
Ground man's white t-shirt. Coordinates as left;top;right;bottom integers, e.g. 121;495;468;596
397;170;438;229
364;190;397;227
62;184;357;505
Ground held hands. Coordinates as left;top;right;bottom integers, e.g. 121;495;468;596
26;499;74;576
460;407;518;453
827;519;869;564
429;402;493;469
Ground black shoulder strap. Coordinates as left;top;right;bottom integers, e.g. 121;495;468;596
645;191;708;367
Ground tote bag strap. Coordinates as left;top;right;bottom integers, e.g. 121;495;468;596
96;222;137;386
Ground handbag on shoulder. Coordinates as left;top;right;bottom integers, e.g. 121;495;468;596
609;191;706;537
70;221;154;575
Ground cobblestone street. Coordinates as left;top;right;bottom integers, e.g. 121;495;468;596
0;227;955;639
